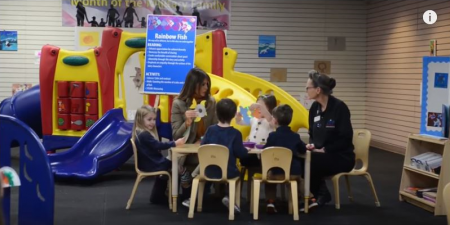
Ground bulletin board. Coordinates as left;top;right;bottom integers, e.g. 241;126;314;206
420;56;450;137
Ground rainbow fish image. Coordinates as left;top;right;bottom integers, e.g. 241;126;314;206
151;17;161;28
179;21;192;34
1;166;21;188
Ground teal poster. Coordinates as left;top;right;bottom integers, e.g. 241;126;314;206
0;31;18;51
258;35;275;58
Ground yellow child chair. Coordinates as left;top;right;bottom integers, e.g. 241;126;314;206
251;147;299;221
126;139;172;210
329;129;380;209
188;144;241;220
444;183;450;225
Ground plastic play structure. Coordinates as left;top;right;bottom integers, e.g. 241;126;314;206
0;115;54;225
0;28;309;182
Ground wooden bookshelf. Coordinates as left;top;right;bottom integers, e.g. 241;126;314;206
399;134;450;216
403;165;439;179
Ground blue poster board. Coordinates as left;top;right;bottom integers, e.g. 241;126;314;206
420;56;450;137
143;15;197;95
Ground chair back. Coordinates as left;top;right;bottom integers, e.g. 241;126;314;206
444;183;450;225
353;129;371;172
197;144;230;182
260;147;293;183
130;139;141;173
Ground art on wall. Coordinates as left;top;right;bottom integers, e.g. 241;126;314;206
270;68;287;82
62;0;230;30
328;36;346;51
79;31;100;47
12;84;32;95
430;39;437;56
34;50;42;65
420;56;450;137
0;31;18;51
314;60;331;75
258;35;276;58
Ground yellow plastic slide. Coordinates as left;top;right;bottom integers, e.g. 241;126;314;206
207;72;256;139
222;47;309;132
194;32;309;132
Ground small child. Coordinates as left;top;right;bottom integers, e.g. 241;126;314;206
235;94;277;168
140;17;146;28
237;94;277;144
263;104;307;213
132;105;186;204
185;98;249;212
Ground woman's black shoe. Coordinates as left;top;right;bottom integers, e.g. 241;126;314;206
316;193;332;206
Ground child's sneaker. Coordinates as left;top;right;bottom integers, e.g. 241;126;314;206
266;199;277;214
222;196;241;214
182;198;191;208
299;198;318;213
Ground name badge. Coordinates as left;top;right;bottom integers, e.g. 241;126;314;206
314;116;320;122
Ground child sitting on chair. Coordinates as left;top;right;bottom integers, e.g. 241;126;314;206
132;105;186;204
263;104;307;213
235;94;277;169
193;98;249;213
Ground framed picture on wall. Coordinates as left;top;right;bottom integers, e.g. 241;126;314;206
0;31;18;51
258;35;276;58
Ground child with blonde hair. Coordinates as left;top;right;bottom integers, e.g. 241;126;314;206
132;105;186;204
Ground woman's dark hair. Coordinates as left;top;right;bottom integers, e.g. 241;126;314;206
308;70;336;95
177;68;211;104
257;94;277;115
216;98;237;124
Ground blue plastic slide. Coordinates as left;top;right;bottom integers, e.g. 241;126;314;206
48;108;133;180
0;85;42;137
0;115;54;225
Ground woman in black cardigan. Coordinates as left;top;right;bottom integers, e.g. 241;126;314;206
303;70;355;211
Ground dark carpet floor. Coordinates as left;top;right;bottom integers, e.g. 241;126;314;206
6;148;448;225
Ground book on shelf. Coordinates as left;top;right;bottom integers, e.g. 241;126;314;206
425;157;442;174
416;187;437;198
423;191;437;199
403;187;420;195
423;195;436;203
403;187;437;198
410;152;442;174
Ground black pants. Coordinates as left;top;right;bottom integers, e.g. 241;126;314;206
149;162;172;204
309;152;355;198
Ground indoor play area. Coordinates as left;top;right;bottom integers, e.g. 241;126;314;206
0;0;450;225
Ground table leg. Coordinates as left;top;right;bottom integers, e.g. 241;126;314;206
171;151;179;213
304;151;311;213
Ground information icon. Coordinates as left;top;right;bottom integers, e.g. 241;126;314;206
423;10;437;25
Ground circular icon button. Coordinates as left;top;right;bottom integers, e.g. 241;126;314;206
423;10;437;25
